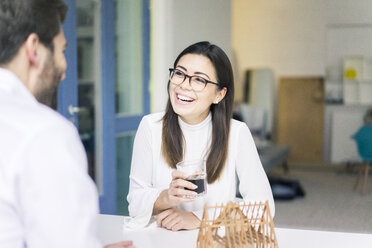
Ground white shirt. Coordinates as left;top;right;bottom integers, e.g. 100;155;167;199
0;68;101;248
127;112;274;227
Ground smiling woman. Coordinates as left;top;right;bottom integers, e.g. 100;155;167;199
168;54;226;125
126;41;275;231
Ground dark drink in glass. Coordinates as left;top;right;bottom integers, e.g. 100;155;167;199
176;159;207;197
187;174;205;194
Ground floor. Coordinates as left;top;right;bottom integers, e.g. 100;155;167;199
269;164;372;234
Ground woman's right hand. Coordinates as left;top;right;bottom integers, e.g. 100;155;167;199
153;170;197;213
167;170;198;206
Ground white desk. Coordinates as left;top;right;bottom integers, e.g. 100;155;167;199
97;214;372;248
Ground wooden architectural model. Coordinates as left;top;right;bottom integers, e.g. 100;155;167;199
197;201;278;248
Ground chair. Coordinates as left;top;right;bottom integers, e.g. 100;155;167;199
353;125;372;195
237;103;268;139
235;103;290;173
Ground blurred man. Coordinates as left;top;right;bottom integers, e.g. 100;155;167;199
0;0;133;247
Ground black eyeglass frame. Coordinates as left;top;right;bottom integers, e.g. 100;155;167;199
168;68;220;91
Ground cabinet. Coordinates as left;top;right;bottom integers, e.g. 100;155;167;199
277;77;324;164
323;24;372;163
325;24;372;105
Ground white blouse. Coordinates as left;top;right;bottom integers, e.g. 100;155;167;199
127;112;274;227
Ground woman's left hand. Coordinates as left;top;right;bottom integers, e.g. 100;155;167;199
155;208;200;231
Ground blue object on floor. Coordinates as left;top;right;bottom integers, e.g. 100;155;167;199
268;177;305;200
352;125;372;195
353;125;372;163
271;184;296;200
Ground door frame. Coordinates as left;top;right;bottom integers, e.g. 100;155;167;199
100;0;151;214
59;0;78;123
60;0;150;214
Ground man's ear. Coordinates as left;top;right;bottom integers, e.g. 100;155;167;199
24;33;40;66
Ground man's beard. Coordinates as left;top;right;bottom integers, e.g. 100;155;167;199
34;53;63;110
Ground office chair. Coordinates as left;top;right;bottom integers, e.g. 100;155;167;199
353;125;372;195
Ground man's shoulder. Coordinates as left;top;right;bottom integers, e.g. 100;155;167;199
0;99;79;166
2;98;75;138
35;104;75;131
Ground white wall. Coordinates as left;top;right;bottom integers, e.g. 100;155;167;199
150;0;372;112
232;0;372;100
151;0;232;112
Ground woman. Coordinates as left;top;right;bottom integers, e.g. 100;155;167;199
127;41;274;231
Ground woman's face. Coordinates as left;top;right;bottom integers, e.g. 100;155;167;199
169;54;226;125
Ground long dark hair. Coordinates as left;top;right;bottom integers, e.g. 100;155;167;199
161;41;234;184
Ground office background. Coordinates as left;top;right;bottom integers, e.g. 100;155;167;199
57;0;372;232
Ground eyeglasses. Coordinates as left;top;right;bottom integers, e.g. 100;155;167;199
169;68;219;92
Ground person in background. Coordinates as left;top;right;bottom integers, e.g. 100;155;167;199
0;0;133;247
127;41;274;231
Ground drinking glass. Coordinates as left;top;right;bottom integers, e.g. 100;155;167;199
176;159;207;197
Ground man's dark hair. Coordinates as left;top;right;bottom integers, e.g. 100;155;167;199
0;0;67;65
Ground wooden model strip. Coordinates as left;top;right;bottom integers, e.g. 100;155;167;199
197;201;278;248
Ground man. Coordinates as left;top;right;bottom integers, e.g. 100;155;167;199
0;1;133;247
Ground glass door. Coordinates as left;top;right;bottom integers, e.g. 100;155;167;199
98;0;150;214
60;0;150;215
61;0;105;210
114;0;150;215
76;0;102;187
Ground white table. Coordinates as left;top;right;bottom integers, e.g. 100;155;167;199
97;214;372;248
